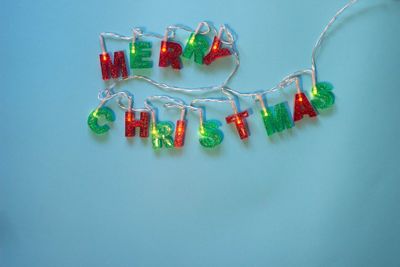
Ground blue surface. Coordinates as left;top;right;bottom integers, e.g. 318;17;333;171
1;0;400;266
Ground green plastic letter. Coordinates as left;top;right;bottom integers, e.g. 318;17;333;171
129;41;153;69
199;120;223;148
261;102;293;136
311;82;335;110
87;107;115;134
151;121;174;149
182;33;209;64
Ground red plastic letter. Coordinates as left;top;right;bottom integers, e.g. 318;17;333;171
99;51;128;80
125;111;150;137
174;120;186;148
203;37;232;65
158;41;183;70
225;110;250;140
293;92;318;122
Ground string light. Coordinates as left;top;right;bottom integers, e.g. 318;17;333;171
159;41;183;69
143;95;187;149
311;82;335;110
183;32;210;64
204;25;233;65
174;120;186;148
172;106;186;148
256;95;293;136
125;111;150;138
99;51;128;80
101;52;107;62
225;100;250;140
191;98;229;148
88;107;116;134
129;41;153;69
88;1;361;149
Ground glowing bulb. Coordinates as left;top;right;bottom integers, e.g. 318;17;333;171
189;36;195;44
131;45;135;54
127;112;132;122
262;108;268;117
151;124;158;135
200;125;205;135
162;45;167;53
102;53;107;61
225;110;250;140
312;86;318;96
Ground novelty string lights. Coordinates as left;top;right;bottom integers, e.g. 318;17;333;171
88;0;358;149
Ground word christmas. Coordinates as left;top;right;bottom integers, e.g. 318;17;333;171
88;82;335;149
88;0;358;150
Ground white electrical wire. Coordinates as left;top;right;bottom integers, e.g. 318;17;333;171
95;0;359;121
311;0;358;85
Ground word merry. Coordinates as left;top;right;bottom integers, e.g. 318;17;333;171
99;34;232;80
88;82;335;149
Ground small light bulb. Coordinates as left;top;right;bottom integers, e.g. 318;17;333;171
102;53;107;61
189;36;195;45
151;124;157;135
199;125;205;135
312;87;318;95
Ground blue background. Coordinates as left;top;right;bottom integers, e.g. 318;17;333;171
1;0;400;266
